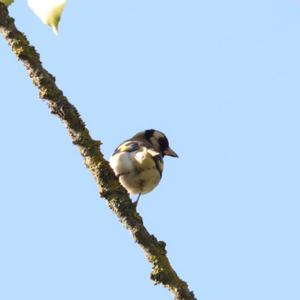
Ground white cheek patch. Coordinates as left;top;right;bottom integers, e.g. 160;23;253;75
147;149;160;157
150;137;160;150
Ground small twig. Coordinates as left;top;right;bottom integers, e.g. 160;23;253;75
0;3;196;299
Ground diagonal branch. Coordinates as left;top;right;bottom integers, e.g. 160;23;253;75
0;4;196;300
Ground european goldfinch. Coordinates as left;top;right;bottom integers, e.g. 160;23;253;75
109;129;178;206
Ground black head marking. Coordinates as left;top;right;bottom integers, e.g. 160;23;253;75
158;136;169;155
144;129;155;141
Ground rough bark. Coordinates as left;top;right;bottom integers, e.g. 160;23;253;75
0;4;196;300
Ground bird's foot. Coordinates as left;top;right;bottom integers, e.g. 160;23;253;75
132;193;141;208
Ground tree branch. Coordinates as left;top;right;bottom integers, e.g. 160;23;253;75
0;4;196;300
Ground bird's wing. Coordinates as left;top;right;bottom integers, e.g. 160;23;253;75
113;141;140;155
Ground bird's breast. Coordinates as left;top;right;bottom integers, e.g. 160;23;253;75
109;149;164;195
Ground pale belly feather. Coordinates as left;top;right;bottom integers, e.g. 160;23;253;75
109;148;163;195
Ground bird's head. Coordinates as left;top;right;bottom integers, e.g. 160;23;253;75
132;129;178;158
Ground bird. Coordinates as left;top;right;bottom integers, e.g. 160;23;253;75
109;129;178;206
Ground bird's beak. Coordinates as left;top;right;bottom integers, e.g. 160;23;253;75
164;147;178;158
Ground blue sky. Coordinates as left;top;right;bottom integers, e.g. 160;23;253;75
1;1;300;299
